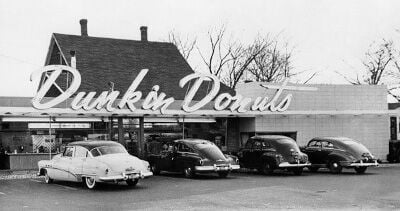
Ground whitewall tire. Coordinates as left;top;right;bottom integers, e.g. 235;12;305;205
44;170;53;184
85;177;97;189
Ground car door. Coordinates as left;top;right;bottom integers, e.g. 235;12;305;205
250;140;264;168
51;146;74;181
239;139;254;168
68;146;87;181
158;144;175;171
303;140;323;164
320;141;335;163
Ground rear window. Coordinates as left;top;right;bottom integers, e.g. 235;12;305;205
90;145;127;157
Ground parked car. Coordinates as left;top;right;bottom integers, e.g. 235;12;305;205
301;137;379;174
37;140;153;189
237;135;310;175
146;139;240;178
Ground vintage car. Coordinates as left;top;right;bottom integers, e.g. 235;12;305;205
301;137;379;174
37;140;153;189
237;135;310;175
146;139;240;178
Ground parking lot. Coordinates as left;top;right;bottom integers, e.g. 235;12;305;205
0;166;400;210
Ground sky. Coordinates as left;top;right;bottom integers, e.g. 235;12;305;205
1;0;400;97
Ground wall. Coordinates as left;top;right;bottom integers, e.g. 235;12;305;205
236;83;387;111
254;114;389;160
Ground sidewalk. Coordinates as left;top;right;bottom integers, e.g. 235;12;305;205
0;169;41;180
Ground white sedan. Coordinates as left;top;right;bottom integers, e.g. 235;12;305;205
38;140;153;189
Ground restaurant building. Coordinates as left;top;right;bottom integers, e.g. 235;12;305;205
0;20;391;170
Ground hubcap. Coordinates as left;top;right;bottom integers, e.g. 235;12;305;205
332;163;338;168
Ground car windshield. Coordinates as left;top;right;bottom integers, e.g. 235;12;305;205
90;145;127;157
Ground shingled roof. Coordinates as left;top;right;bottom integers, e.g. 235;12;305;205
42;33;235;101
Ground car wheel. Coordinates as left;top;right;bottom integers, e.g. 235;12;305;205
126;178;139;187
44;170;53;184
354;166;367;174
308;166;319;172
150;163;161;175
292;168;303;176
259;161;274;175
218;171;229;178
183;166;195;178
329;161;342;174
84;177;97;189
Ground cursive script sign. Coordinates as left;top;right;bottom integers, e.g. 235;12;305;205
31;65;317;114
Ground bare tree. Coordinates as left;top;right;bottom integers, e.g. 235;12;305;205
197;25;234;77
339;40;394;85
171;26;303;89
246;39;293;83
221;37;270;89
168;31;197;61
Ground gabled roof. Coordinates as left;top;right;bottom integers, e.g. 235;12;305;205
43;33;235;101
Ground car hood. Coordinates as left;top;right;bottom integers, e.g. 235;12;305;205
94;153;147;172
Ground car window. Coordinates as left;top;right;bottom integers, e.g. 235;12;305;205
74;146;88;158
253;141;262;149
177;143;194;153
90;148;101;157
245;139;253;149
308;140;317;147
261;141;271;149
96;146;127;155
63;147;74;157
322;141;334;149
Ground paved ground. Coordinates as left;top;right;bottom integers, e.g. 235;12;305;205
0;166;400;210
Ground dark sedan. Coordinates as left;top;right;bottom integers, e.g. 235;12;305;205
301;137;379;174
237;135;310;175
146;139;240;178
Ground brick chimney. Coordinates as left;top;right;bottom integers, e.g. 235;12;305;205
140;26;147;41
80;19;88;36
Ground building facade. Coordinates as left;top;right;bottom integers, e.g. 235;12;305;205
0;20;391;170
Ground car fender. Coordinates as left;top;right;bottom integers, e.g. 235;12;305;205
260;152;278;167
327;152;352;163
81;159;108;180
180;154;201;167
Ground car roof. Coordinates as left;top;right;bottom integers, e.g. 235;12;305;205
68;140;122;151
310;137;357;144
251;135;294;142
174;138;212;145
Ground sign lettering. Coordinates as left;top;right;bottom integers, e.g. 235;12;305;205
31;65;317;114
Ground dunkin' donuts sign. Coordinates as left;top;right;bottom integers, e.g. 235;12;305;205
31;65;316;114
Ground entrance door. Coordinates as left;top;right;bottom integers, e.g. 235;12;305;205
110;117;143;157
125;129;139;156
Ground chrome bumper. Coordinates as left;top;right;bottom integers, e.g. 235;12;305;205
194;164;240;172
279;162;311;168
99;171;153;181
349;161;379;167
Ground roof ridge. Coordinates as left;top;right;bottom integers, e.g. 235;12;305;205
52;33;174;45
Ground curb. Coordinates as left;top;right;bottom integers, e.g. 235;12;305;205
1;163;400;180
